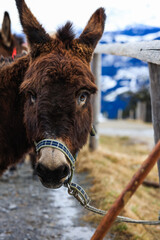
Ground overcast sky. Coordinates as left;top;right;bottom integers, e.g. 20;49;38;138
1;0;160;34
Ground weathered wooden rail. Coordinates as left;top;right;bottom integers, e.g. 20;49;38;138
91;40;160;178
95;40;160;64
90;40;160;239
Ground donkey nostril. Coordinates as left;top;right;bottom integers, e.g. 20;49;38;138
36;163;70;181
36;163;47;177
59;164;70;179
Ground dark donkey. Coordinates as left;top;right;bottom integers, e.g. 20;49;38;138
0;11;26;57
0;0;106;188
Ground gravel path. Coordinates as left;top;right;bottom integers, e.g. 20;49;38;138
0;163;103;240
99;120;154;149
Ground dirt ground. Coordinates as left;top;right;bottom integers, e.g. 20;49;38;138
0;162;64;240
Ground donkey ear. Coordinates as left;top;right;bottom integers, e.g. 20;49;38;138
79;8;106;49
15;0;52;58
74;8;106;63
1;12;12;48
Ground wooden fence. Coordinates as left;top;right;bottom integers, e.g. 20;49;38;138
90;40;160;181
90;39;160;239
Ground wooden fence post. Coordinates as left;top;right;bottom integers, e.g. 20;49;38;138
148;63;160;183
89;53;101;151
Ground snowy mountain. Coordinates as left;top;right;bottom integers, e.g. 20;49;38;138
100;25;160;119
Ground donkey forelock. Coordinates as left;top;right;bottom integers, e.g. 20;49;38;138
14;0;106;188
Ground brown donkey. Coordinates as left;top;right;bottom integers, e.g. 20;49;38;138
0;0;106;188
0;11;26;57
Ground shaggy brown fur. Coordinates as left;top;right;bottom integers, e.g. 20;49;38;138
0;0;106;185
0;54;30;173
0;11;26;57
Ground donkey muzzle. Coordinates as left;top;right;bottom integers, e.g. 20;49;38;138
36;147;70;188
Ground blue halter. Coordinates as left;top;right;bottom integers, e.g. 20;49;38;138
35;126;96;169
35;139;76;185
35;138;90;205
34;126;96;204
35;139;75;169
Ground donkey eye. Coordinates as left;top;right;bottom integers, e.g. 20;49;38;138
78;92;88;106
28;91;36;104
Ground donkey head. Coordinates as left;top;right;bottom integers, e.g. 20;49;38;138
16;0;106;188
0;11;26;57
